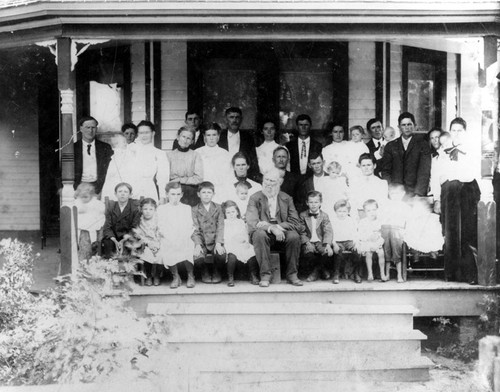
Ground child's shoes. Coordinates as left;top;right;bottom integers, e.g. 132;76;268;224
186;273;195;288
201;264;211;284
212;267;222;284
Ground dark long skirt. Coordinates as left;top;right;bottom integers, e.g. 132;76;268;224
440;179;481;282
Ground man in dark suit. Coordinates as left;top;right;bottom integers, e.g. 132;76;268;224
218;107;260;182
365;118;384;157
365;118;384;176
285;114;323;177
296;152;328;213
272;146;300;202
246;167;303;287
74;116;113;194
172;110;205;150
380;112;431;198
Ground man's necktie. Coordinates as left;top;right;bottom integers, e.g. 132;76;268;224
309;212;318;218
301;141;306;159
87;144;91;155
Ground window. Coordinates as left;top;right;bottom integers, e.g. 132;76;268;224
188;42;348;138
402;47;446;132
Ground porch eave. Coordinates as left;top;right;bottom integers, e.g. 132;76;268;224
0;20;498;50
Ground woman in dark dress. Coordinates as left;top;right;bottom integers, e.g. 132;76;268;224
440;118;480;284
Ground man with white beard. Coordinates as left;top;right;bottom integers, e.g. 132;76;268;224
246;167;303;287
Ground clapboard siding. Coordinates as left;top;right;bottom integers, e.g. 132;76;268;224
348;42;376;129
0;119;40;230
459;41;482;180
389;44;403;128
161;41;188;151
131;42;147;124
445;52;458;127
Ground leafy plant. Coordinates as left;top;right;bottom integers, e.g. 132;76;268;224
0;238;168;386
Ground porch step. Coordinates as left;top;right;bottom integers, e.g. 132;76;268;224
181;357;434;392
148;302;416;333
148;302;430;389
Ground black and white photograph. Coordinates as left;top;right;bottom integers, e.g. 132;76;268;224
0;0;499;391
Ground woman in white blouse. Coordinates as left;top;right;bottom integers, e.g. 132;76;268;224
256;121;280;175
127;120;170;203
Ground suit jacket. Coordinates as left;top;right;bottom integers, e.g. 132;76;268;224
191;202;225;252
246;191;302;236
74;139;114;194
299;210;333;245
281;170;301;202
219;129;260;182
295;173;329;213
366;138;383;176
379;135;431;197
285;138;323;176
102;199;141;240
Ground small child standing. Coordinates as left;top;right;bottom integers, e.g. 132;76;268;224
405;197;444;259
234;181;251;220
382;184;411;283
323;161;349;218
132;198;163;286
192;182;226;284
331;199;361;283
222;200;258;287
299;191;334;283
74;183;105;253
356;199;387;282
157;181;196;289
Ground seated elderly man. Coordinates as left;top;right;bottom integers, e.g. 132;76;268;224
246;167;304;287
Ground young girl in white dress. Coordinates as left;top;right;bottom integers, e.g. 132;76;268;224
356;199;387;282
222;200;258;287
132;198;163;286
323;161;349;218
404;197;444;258
157;181;195;289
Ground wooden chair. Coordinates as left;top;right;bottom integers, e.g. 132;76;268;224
401;243;445;281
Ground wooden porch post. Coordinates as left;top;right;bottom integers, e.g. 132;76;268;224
478;36;498;284
57;37;78;275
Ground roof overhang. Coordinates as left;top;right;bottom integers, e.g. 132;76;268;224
0;1;498;49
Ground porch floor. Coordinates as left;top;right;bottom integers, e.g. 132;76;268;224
129;277;500;318
17;239;500;317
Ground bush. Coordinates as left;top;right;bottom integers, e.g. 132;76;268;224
431;295;500;364
0;238;168;386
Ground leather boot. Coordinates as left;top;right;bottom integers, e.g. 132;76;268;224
227;256;236;287
306;266;320;282
248;256;260;285
212;265;222;284
201;263;211;284
185;261;195;288
169;265;181;289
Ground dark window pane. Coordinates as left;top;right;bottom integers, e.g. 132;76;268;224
408;61;435;132
279;58;334;132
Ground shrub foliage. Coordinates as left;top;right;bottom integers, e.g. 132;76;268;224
0;238;168;385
